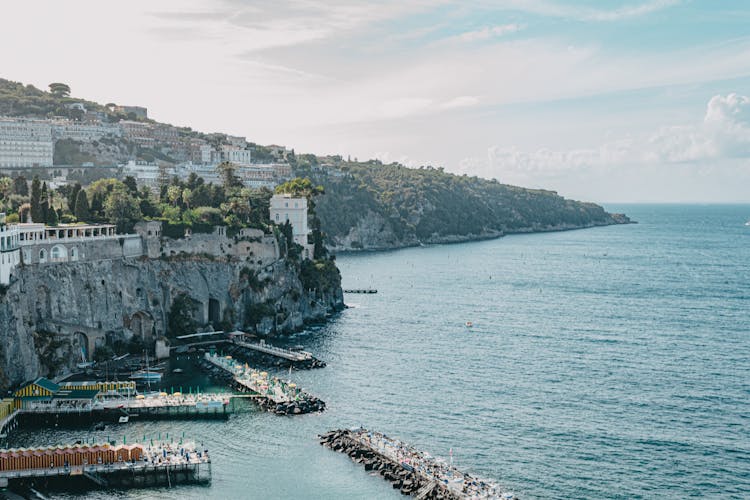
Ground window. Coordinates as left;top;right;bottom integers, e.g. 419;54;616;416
275;214;279;221
285;202;288;208
70;247;79;261
39;249;46;261
51;245;67;261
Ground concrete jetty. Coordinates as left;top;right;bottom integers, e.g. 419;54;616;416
320;428;515;499
200;353;325;415
227;337;326;369
0;440;210;491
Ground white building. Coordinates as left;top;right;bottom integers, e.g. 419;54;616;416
0;117;54;168
269;194;313;259
122;160;173;192
221;146;252;165
0;214;21;285
52;120;122;142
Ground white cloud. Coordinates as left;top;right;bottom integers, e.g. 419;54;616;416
583;0;681;21
440;96;480;109
453;24;524;42
467;93;750;178
494;0;682;22
650;93;750;162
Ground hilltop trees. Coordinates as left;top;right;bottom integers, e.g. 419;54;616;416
48;82;71;98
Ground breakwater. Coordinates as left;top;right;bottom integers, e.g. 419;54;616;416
199;353;325;415
320;429;513;499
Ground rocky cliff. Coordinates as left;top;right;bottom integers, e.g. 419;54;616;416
295;160;633;252
0;254;342;391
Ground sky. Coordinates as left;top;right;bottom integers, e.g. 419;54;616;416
2;0;750;203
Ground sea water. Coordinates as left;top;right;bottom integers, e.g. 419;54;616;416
12;204;750;499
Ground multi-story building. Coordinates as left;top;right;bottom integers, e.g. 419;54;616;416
112;105;148;120
226;135;247;149
189;138;208;164
0;213;21;285
52;120;122;142
269;194;313;259
222;146;252;165
120;120;155;147
0;117;54;168
122;160;173;192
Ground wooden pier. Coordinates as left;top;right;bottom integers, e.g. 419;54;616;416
0;441;210;490
233;339;312;362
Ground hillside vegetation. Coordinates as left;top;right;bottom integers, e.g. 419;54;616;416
293;158;631;250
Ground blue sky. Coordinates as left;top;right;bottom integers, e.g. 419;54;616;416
2;0;750;202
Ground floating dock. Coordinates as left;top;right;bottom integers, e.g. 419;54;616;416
227;337;326;369
0;440;210;490
320;428;515;499
200;353;325;415
343;288;378;294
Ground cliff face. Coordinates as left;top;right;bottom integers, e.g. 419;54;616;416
0;255;343;391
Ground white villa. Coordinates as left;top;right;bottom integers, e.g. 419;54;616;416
269;194;314;259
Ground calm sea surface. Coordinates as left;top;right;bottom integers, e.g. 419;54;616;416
10;204;750;499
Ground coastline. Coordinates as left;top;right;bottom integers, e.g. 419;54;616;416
330;217;635;254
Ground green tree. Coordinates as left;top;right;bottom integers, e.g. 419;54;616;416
74;189;90;221
167;185;182;206
216;161;243;190
0;177;12;200
67;182;81;212
104;188;142;233
40;182;49;223
123;176;138;195
30;176;41;222
48;82;71;97
167;293;198;337
13;176;28;196
47;203;58;226
18;203;31;223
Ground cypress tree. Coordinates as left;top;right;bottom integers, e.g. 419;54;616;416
74;190;90;222
40;182;49;223
68;183;82;213
30;176;41;223
47;202;58;226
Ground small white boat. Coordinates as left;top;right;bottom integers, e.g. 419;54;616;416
745;220;750;226
129;370;163;382
465;321;473;328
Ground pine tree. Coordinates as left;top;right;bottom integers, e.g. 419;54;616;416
74;190;90;222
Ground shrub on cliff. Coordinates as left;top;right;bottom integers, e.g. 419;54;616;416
299;259;341;293
167;293;198;337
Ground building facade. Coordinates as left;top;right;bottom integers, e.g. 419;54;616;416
269;194;313;258
0;118;54;168
51;120;122;142
0;214;21;285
